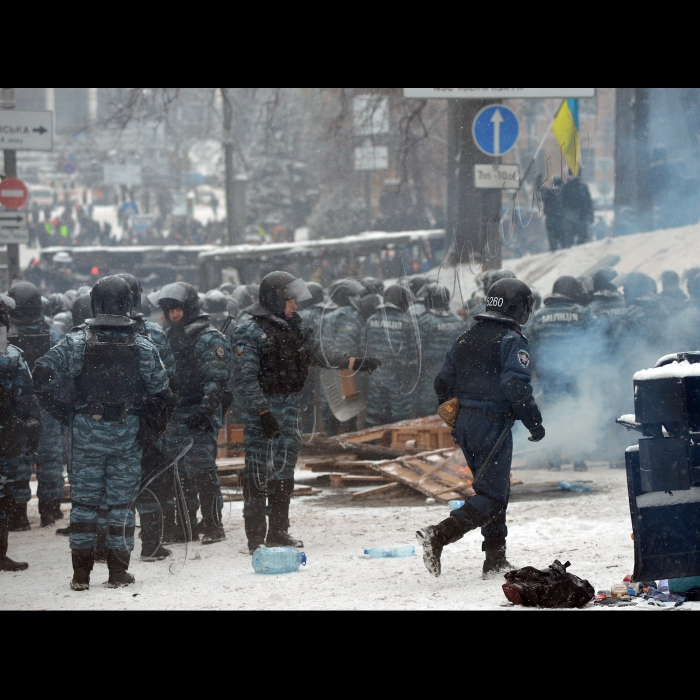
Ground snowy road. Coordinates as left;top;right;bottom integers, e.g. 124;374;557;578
2;465;698;611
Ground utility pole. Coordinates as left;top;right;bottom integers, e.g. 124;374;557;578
447;100;503;270
1;87;20;285
222;88;237;246
614;88;652;235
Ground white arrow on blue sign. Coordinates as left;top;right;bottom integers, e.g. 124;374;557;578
472;105;520;157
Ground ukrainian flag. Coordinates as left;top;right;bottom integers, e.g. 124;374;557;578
552;99;581;177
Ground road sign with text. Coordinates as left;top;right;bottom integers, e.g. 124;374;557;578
0;111;54;151
475;164;521;189
0;211;29;244
404;88;596;99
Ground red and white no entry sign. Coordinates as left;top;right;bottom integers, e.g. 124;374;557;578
0;178;28;210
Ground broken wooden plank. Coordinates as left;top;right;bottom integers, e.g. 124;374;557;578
351;483;408;502
329;475;393;488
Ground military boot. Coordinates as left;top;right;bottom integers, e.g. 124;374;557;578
197;472;226;546
94;528;109;564
243;477;267;554
140;513;172;563
483;539;516;580
51;502;65;521
39;501;56;528
0;507;29;573
107;550;135;589
8;501;31;532
416;516;465;578
70;549;94;591
266;479;303;549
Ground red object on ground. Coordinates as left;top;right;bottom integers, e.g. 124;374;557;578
0;178;28;210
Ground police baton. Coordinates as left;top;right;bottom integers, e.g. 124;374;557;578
220;313;234;336
471;414;515;491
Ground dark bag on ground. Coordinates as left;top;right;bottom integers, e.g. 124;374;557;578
503;560;595;609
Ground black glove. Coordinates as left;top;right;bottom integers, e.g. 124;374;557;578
187;411;215;434
354;358;382;374
529;425;546;443
260;411;281;440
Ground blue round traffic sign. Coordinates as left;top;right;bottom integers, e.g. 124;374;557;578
63;163;76;174
473;106;520;157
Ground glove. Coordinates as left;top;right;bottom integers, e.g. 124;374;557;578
187;411;214;434
353;358;382;374
260;411;281;440
528;425;546;443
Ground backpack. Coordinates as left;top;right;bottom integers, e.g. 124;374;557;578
503;560;595;609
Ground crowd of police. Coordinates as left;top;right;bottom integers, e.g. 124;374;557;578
1;258;697;587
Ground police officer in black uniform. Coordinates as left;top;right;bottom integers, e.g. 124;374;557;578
417;279;545;579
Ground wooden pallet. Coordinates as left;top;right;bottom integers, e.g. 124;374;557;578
336;416;453;452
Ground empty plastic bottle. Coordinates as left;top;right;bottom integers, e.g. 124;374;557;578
558;482;591;493
449;500;466;510
364;546;416;559
252;547;307;575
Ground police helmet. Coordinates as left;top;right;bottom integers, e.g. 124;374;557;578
151;283;201;324
661;270;681;291
116;273;143;312
53;252;73;265
552;276;589;306
204;290;229;314
8;281;43;322
350;293;382;321
71;295;93;327
362;277;384;296
407;275;431;298
219;283;237;295
424;283;452;311
0;293;15;329
383;285;414;313
232;285;258;308
688;275;700;301
329;280;365;308
47;293;69;316
257;272;312;316
593;268;619;293
624;272;657;305
89;276;134;324
306;283;324;307
481;269;516;294
478;279;535;327
65;289;78;304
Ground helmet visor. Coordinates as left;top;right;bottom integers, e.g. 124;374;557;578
148;283;188;307
0;293;16;311
286;279;312;304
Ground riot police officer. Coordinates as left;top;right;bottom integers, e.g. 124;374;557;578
298;282;325;433
365;285;418;427
154;283;232;547
231;272;380;554
417;279;545;579
416;284;465;418
0;293;42;572
117;273;177;562
7;281;65;530
33;276;171;591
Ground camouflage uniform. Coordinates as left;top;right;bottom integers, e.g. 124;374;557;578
416;310;465;417
10;321;64;508
298;302;329;434
365;304;419;426
163;317;231;535
35;328;169;553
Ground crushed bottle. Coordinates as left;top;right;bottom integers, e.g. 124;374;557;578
364;546;416;559
252;547;307;575
449;500;466;510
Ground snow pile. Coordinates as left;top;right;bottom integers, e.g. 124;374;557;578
637;488;700;509
634;361;700;382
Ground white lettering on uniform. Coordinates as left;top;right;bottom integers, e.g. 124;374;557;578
369;321;403;330
541;312;579;323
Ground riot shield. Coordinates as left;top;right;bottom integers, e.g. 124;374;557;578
320;369;366;423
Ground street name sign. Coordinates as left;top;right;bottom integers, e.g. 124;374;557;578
473;106;519;157
0;211;29;244
404;88;596;99
475;164;521;189
354;146;389;171
0;178;28;209
0;111;54;151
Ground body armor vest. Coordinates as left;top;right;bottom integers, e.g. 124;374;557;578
75;328;144;407
454;320;513;405
168;319;213;404
255;315;311;396
8;323;51;371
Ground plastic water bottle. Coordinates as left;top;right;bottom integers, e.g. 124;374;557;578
252;547;307;575
364;546;415;559
558;482;592;493
449;500;466;510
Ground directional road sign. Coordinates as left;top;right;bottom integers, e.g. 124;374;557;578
354;146;389;171
473;106;519;157
0;211;29;244
0;178;28;210
475;164;521;189
404;88;596;99
63;163;76;175
0;111;54;151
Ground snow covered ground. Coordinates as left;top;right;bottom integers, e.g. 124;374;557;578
3;464;697;611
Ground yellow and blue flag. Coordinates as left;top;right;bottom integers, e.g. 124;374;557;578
552;99;581;177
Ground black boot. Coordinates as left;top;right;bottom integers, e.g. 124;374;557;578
107;550;135;588
8;501;31;532
70;549;94;591
483;539;515;580
574;461;589;473
140;513;172;563
416;516;466;578
0;504;29;573
52;502;65;521
94;527;109;564
243;477;267;554
56;525;70;537
197;472;226;546
266;479;303;548
39;501;56;528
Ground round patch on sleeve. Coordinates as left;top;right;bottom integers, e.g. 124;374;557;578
518;350;531;368
216;347;226;359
